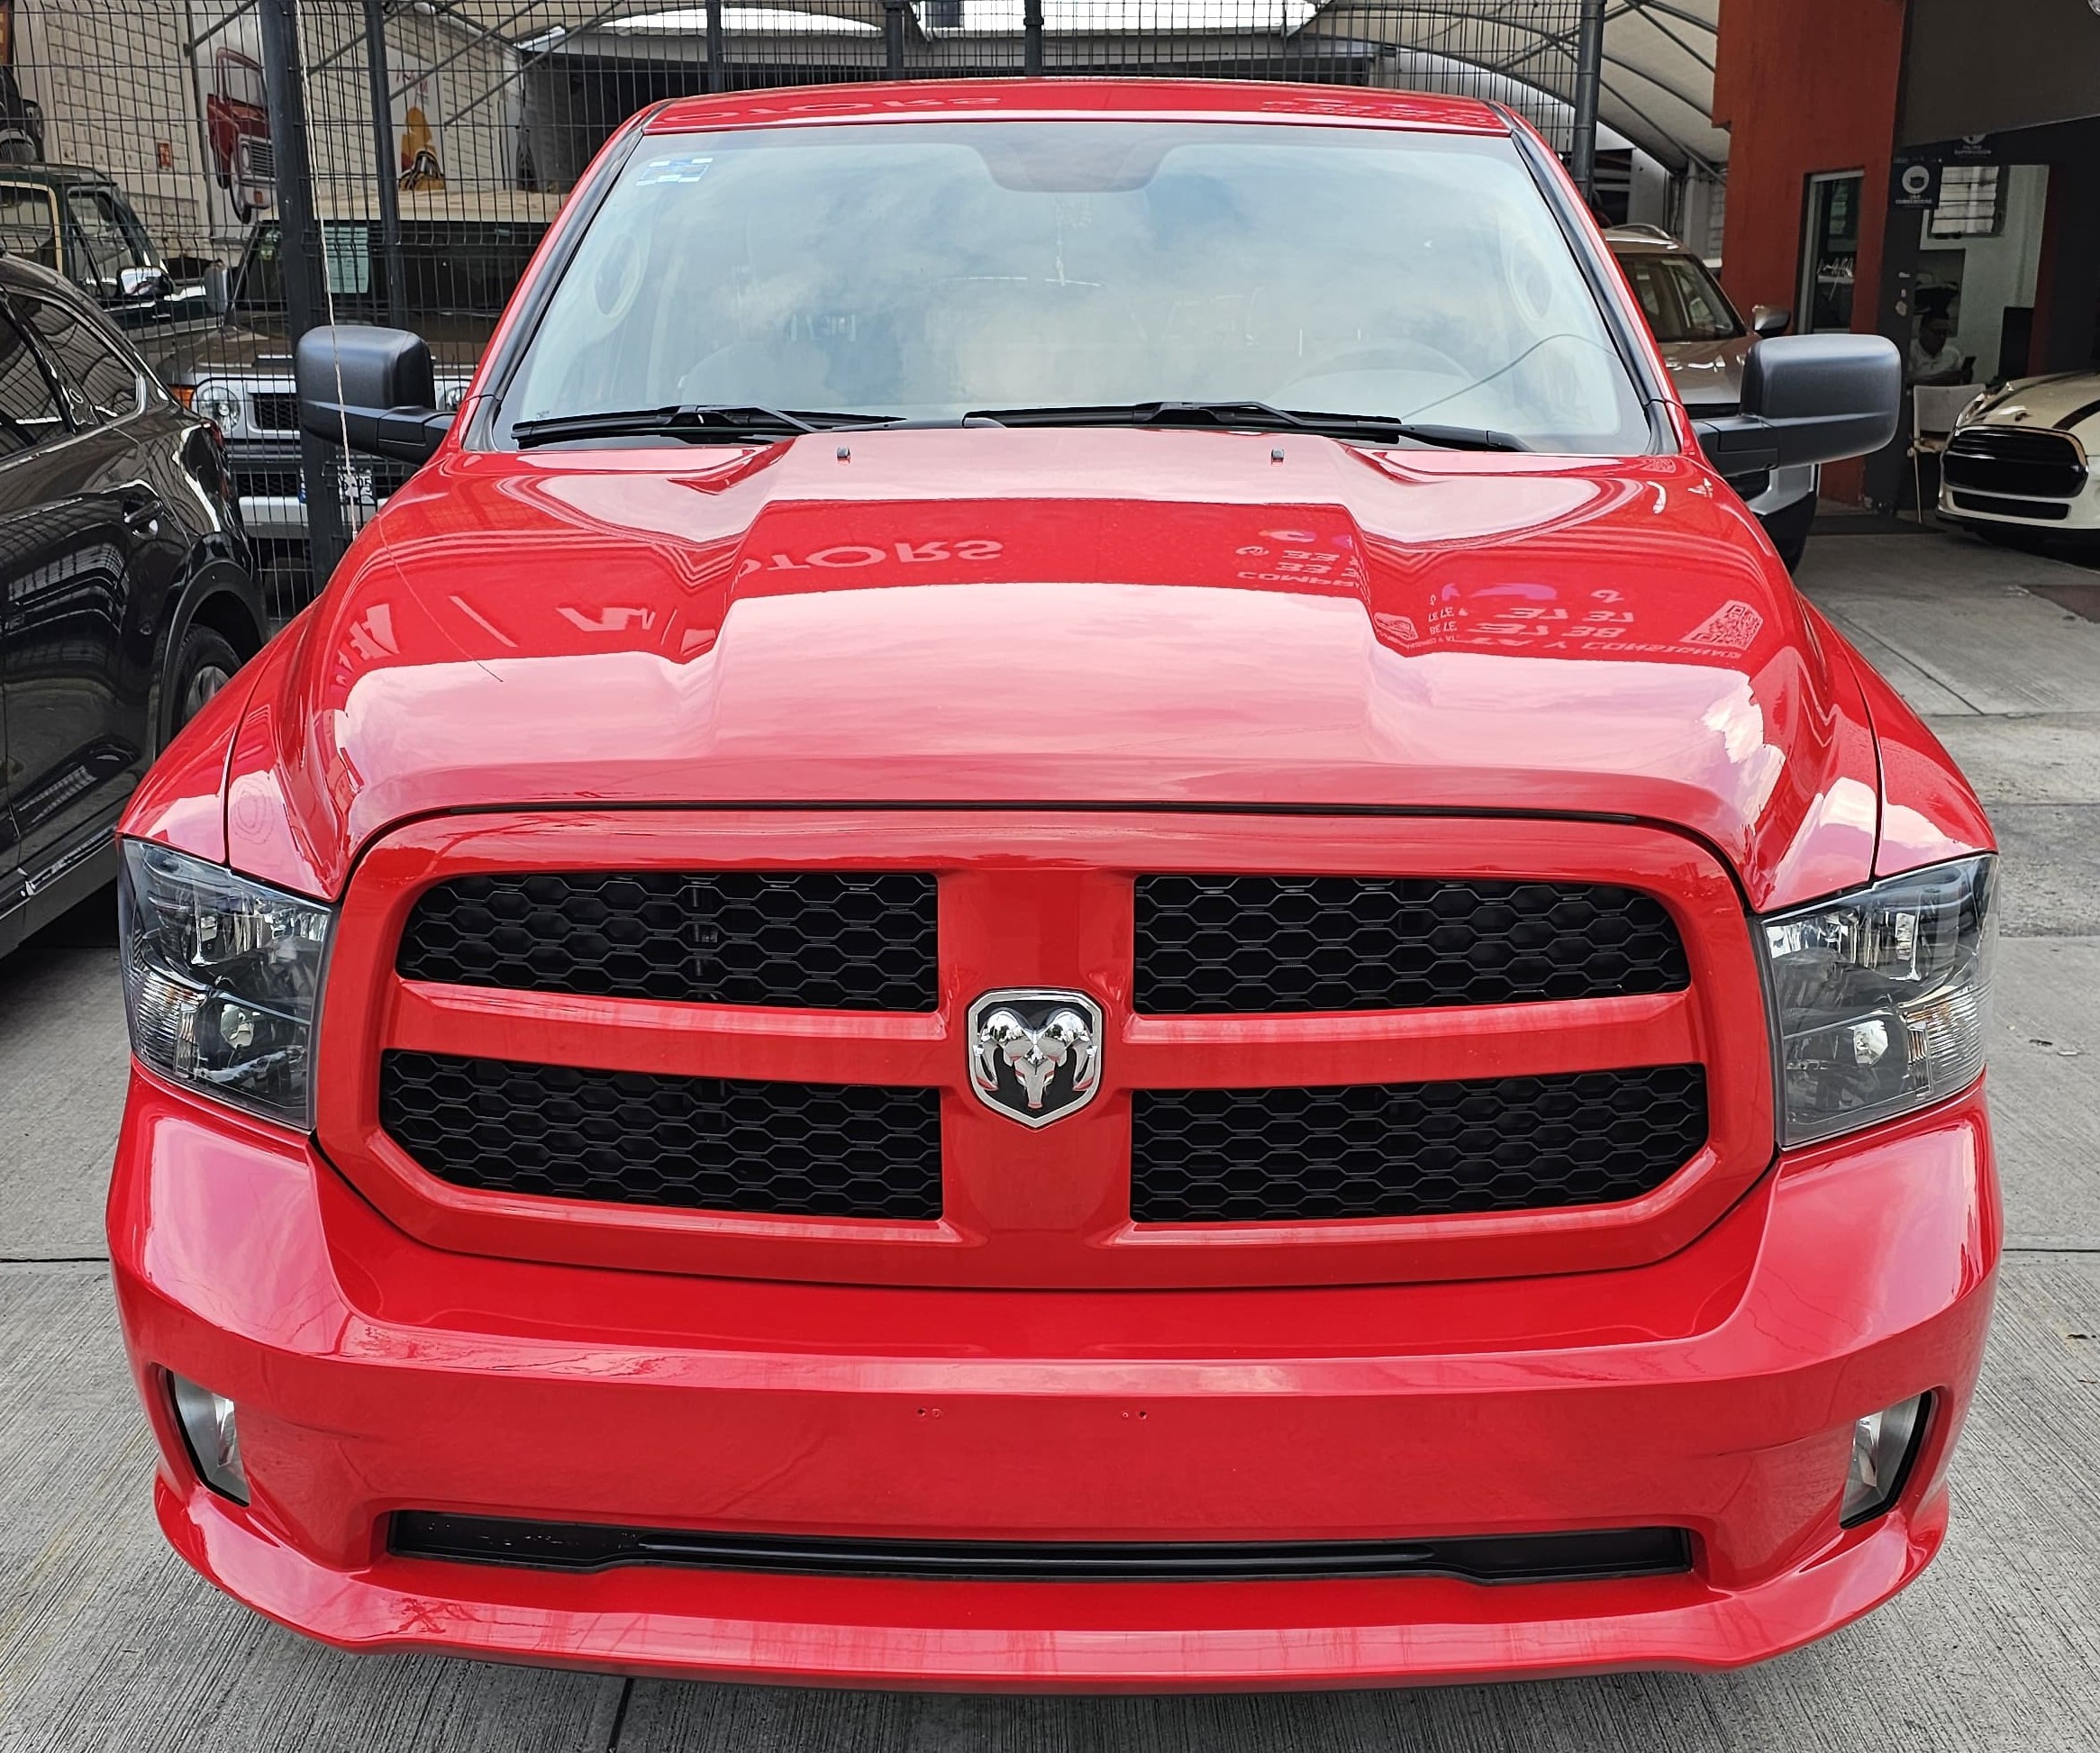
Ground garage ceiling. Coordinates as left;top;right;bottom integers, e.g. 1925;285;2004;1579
403;0;1723;174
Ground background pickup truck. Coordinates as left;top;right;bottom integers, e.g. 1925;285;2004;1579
165;188;560;552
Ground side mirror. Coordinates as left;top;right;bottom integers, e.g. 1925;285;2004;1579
204;262;231;319
295;325;452;465
1750;304;1793;338
1693;333;1901;483
118;265;170;303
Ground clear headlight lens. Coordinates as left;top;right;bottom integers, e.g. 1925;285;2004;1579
191;381;241;430
1759;856;1997;1148
119;841;334;1129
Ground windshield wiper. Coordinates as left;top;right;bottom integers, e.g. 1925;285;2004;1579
964;400;1531;452
510;404;907;449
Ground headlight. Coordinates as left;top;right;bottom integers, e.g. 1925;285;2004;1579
191;381;241;431
1759;856;1996;1147
119;841;334;1129
438;381;470;413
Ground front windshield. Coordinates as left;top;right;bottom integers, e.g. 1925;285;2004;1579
502;121;1653;454
1618;251;1741;344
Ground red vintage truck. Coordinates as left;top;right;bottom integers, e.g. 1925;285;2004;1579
108;81;1996;1690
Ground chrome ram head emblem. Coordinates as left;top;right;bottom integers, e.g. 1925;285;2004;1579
968;988;1104;1128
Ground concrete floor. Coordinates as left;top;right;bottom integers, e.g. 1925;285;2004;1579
2;527;2096;1751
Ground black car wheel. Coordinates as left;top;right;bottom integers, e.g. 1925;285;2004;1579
169;623;242;738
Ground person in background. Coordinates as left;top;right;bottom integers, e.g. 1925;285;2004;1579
1909;311;1970;386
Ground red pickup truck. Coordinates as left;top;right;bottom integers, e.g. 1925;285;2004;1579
110;82;1997;1691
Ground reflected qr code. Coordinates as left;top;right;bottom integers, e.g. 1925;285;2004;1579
1682;601;1766;649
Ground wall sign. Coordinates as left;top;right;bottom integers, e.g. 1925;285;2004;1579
1893;154;1943;211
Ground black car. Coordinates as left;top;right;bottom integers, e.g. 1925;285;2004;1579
0;253;264;956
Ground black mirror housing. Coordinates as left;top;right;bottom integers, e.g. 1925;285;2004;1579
295;325;452;464
118;266;170;303
1693;332;1901;483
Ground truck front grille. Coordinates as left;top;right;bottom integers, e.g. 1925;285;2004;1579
397;870;939;1011
247;392;301;434
332;813;1763;1286
1135;876;1687;1013
1131;1066;1708;1222
379;1050;942;1220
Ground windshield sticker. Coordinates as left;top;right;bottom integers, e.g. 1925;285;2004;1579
638;155;714;186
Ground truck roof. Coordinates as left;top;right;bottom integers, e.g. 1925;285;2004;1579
0;163;122;189
648;77;1515;136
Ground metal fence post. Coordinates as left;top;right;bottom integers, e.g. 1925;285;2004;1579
706;0;726;93
363;0;407;332
1023;0;1044;77
258;0;351;586
884;0;906;76
1568;0;1605;204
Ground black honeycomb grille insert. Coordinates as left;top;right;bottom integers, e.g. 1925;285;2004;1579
379;1051;941;1220
396;871;938;1011
1135;876;1688;1014
1131;1066;1707;1222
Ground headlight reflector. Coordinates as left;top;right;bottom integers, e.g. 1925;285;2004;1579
1760;856;1996;1147
119;840;334;1128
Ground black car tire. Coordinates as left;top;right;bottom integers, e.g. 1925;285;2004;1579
168;622;242;740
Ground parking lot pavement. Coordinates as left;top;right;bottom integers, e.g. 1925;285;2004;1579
3;527;2096;1751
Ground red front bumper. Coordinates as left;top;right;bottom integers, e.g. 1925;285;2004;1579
111;1071;1998;1692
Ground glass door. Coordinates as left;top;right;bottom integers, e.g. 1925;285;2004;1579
1801;171;1865;332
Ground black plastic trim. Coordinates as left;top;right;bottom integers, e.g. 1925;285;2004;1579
1950;490;2072;522
391;1512;1694;1585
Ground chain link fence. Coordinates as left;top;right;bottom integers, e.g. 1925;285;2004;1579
4;0;1595;619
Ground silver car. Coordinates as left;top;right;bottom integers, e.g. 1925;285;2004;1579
1608;224;1817;570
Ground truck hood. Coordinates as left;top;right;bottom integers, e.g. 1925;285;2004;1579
222;426;1884;910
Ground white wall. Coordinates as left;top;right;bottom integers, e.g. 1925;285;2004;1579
1626;149;1671;230
1677;169;1726;265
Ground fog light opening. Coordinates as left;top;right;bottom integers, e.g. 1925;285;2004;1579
1839;1393;1930;1528
168;1372;250;1504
